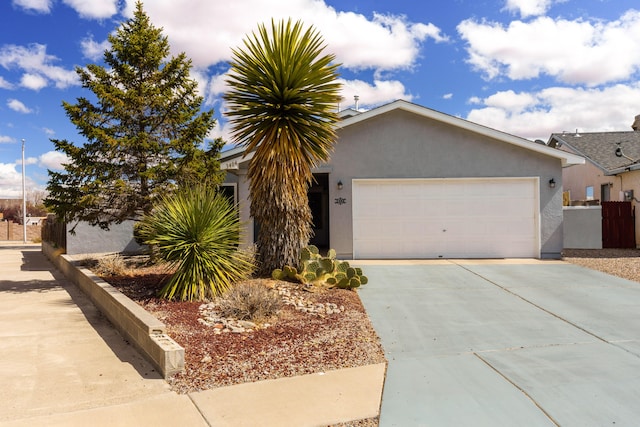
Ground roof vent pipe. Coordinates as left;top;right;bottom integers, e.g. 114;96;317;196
354;95;359;112
632;114;640;131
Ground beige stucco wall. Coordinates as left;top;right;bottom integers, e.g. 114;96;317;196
561;156;621;202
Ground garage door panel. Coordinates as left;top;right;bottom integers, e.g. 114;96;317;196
420;200;442;217
444;200;470;217
504;218;536;237
352;178;539;259
507;198;536;215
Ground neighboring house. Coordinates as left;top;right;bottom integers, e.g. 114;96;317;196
548;117;640;246
25;216;46;226
221;100;584;260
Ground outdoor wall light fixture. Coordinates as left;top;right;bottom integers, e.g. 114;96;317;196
615;144;640;162
337;180;343;190
549;178;556;188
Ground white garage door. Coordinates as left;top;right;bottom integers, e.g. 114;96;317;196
352;178;539;259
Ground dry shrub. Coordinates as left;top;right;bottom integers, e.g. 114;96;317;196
93;254;127;276
217;281;281;322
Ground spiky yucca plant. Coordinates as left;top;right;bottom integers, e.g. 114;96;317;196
224;19;341;275
136;186;254;301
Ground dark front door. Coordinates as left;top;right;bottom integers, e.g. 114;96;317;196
309;173;329;250
602;201;636;248
252;174;330;250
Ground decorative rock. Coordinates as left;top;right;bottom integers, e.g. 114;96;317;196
197;283;346;334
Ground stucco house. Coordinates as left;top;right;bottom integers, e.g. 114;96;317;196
547;118;640;246
221;100;584;260
548;122;640;204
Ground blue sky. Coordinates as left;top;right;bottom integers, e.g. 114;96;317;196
1;0;640;198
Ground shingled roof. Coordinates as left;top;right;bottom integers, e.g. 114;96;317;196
548;130;640;174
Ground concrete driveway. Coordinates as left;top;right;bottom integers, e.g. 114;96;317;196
357;259;640;427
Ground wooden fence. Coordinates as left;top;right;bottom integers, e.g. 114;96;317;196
41;214;66;250
602;201;636;248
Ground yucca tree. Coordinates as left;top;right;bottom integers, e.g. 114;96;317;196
224;19;341;275
136;186;254;301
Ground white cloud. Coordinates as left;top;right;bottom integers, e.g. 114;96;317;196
206;74;229;98
20;73;48;90
209;121;233;147
482;90;537;112
7;99;32;114
338;78;413;109
21;157;38;166
466;83;640;141
325;13;447;71
62;0;118;19
124;0;445;72
458;10;640;86
80;36;110;61
118;0;445;125
12;0;51;13
0;76;14;89
42;127;55;136
0;44;79;89
0;163;23;198
0;162;39;198
443;93;453;100
0;135;15;143
38;151;69;170
503;0;557;18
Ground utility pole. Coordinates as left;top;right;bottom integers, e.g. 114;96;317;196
22;139;26;243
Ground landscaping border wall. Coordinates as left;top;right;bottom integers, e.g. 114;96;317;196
563;206;603;249
42;241;184;378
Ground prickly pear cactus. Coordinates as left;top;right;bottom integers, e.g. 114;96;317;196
271;245;368;290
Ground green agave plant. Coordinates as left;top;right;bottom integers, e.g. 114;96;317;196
136;186;254;301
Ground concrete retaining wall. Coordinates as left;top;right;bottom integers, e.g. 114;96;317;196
563;206;602;249
42;241;184;378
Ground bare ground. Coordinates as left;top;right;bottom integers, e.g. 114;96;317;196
562;248;640;282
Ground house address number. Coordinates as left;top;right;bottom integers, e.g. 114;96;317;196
334;197;347;205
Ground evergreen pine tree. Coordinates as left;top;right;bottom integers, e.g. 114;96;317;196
45;1;222;229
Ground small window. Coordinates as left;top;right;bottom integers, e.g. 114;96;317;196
219;184;237;205
586;186;594;200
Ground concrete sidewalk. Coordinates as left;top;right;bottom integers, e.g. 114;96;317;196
0;242;384;426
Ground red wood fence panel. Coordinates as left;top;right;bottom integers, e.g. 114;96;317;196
602;201;636;248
